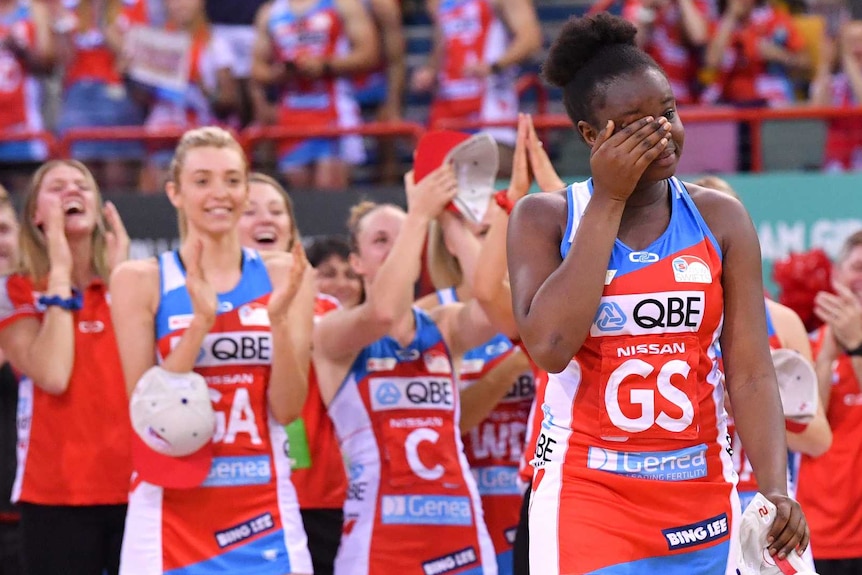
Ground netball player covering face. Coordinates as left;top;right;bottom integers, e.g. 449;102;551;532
506;13;809;575
110;127;315;575
312;167;503;575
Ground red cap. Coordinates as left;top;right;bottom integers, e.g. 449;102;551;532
414;130;471;182
131;432;213;490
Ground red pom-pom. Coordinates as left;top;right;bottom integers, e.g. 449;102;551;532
772;249;833;332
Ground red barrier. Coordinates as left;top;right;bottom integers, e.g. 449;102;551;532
243;121;427;156
0;130;58;158
57;126;198;158
4;106;862;174
431;105;862;172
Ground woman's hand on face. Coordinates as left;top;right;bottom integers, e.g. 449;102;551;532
267;241;308;325
43;197;73;280
185;240;218;329
589;116;671;203
404;165;459;222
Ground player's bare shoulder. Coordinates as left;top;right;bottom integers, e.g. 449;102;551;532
511;188;569;241
109;257;161;310
683;180;751;252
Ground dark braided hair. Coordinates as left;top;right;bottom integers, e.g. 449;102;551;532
543;13;663;126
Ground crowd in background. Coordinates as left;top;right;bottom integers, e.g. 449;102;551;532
0;1;859;575
2;0;862;194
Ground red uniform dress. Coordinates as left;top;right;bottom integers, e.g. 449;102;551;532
430;0;518;146
0;4;48;160
436;287;535;575
796;327;862;560
267;0;364;170
0;275;132;507
290;294;348;511
119;249;311;575
701;5;804;106
622;0;716;105
530;178;739;574
329;308;497;574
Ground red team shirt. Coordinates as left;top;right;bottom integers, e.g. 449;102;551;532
622;0;715;105
431;0;517;144
797;327;862;559
437;288;535;572
266;0;363;166
0;6;41;133
290;294;348;510
702;5;804;105
0;275;132;506
530;178;739;574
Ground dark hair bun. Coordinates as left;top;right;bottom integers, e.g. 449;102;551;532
543;12;638;88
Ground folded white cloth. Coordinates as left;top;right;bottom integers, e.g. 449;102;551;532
738;493;817;575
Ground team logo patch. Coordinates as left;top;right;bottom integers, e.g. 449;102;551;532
421;546;479;575
168;314;194;331
367;357;397;372
424;350;452;374
662;513;729;550
629;251;660;263
594;302;627;332
369;377;455;412
460;359;485;375
672;255;712;284
238;303;270;327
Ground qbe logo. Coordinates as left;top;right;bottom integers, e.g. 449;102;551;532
587;444;707;481
369;377;454;412
190;331;272;367
594;302;627;332
662;513;728;550
589;291;705;337
380;495;473;526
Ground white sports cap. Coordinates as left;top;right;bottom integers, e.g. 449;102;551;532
129;366;216;489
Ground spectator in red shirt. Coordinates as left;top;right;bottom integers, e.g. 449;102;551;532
623;0;716;104
0;185;21;575
0;0;53;174
799;229;862;575
810;19;862;171
0;160;132;575
702;0;810;106
45;0;147;191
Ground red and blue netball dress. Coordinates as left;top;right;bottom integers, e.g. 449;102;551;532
120;249;312;575
328;308;497;575
437;287;534;575
530;177;740;574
